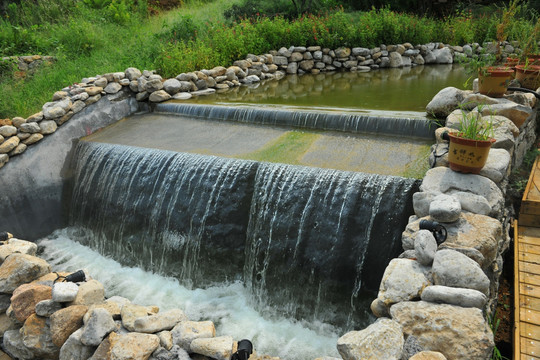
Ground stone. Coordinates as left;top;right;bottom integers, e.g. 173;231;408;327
337;318;404;360
162;79;182;95
157;330;173;350
190;336;233;360
0;125;17;137
22;133;43;145
43;98;72;119
0;119;12;126
68;279;104;306
104;82;122;94
191;89;216;96
286;62;298;74
11;117;26;128
59;328;95;360
0;136;19;154
421;285;487;308
52;91;68;101
136;91;149;102
35;299;62;317
0;254;51;293
85;94;101;105
451;191;491;216
290;52;303;62
50;305;88;347
377;258;430;307
71;100;86;114
334;47;351;58
432;249;490;295
391;301;493;360
125;67;142;81
401;335;423;359
0;238;37;261
19;122;40;133
56;111;74;125
94;77;108;88
0;294;11;313
299;60;315;71
0;154;7;169
10;283;52;322
426;87;467;118
410;351;447;360
370;297;389;318
173;92;192;101
83;302;121;323
109;332;160;360
39;120;58;135
433;48;453;64
106;295;131;308
414;230;437;266
243;75;260;84
81;308;116;346
420;167;503;216
172;320;216;352
478;148;510;184
352;47;370;57
479;102;532;128
133;308;187;334
3;329;34;360
21;313;59;358
9;143;26;157
52;281;79;302
429;194;461;223
149;90;171;103
85;86;103;96
121;303;159;332
389;52;403;67
460;93;499;110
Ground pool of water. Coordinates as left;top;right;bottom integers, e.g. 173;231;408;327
185;64;469;114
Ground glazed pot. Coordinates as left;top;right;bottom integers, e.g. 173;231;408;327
478;66;514;98
448;133;495;174
515;64;540;90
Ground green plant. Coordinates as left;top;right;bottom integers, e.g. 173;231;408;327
455;105;494;141
496;0;521;63
489;311;510;360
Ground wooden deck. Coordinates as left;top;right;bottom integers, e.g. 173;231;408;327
516;155;540;359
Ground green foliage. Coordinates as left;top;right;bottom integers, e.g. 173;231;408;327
456;105;494;141
83;0;112;8
157;15;199;43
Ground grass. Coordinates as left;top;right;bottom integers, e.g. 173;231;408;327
401;144;432;179
240;131;320;164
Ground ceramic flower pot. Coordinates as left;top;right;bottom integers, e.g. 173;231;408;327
478;66;514;98
448;133;495;174
515;64;540;90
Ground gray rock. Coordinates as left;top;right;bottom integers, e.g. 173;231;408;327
412;192;435;218
94;77;108;88
0;125;17;137
243;75;260;84
478;148;510;184
352;47;370;57
191;89;216;96
3;329;34;360
149;90;171;103
163;79;182;95
104;82;122;94
80;308;116;346
71;100;86;114
273;56;288;66
9;143;26;157
19;122;40;133
43;98;72;119
401;335;423;360
420;167;503;216
421;285;487;308
424;50;436;64
0;254;51;293
59;328;95;360
136;91;149;102
172;320;215;352
146;79;164;93
370;298;389;318
426;87;467;118
389;52;403;67
286;62;298;74
26;112;44;123
52;282;79;302
429;194;461;223
133;309;187;334
414;230;437;266
173;92;192;100
35;299;63;317
480;102;532;129
0;136;19;154
432;249;490;295
433;47;453;64
460;93;499;111
391;301;493;360
40;120;58;135
377;258;430;307
337;318;404;360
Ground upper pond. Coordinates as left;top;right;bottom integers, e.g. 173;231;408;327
185;64;469;116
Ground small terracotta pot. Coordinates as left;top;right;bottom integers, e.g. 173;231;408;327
448;133;495;174
478;66;514;98
515;64;540;90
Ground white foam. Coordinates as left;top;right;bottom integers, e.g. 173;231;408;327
39;229;341;360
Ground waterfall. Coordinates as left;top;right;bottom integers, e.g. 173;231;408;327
154;103;435;139
69;141;418;327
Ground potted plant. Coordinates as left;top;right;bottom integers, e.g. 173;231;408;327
446;107;495;174
466;55;514;97
515;19;540;89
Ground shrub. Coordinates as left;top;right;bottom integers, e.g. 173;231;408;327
157;15;199;43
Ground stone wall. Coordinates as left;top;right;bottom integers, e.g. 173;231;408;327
0;40;535;359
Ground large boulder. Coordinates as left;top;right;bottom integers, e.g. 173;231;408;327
133;309;187;334
0;254;51;293
479;102;532;129
10;283;52;322
172;320;215;352
121;303;159;332
426;87;467;118
429;194;461;223
432;249;490;295
21;313;60;359
80;308;116;346
420;167;503;217
59;328;95;360
50;305;88;347
68;279;104;306
337;318;404;360
433;48;453;64
0;238;37;261
190;336;233;360
377;258;431;307
3;329;34;360
106;332;160;360
390;301;494;360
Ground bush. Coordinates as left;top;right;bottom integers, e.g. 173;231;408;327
157;15;199;43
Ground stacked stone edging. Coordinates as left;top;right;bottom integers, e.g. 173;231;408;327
0;55;55;75
338;88;537;359
0;40;523;170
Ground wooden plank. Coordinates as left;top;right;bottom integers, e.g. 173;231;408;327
520;353;540;360
521;272;540;287
517;221;523;360
522;307;540;326
520;251;540;264
521;261;540;277
521;214;540;228
521;283;540;299
521;322;540;341
521;336;540;358
521;295;540;311
519;226;540;240
521;243;540;256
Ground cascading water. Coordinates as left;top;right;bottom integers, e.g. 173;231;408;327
66;141;418;330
